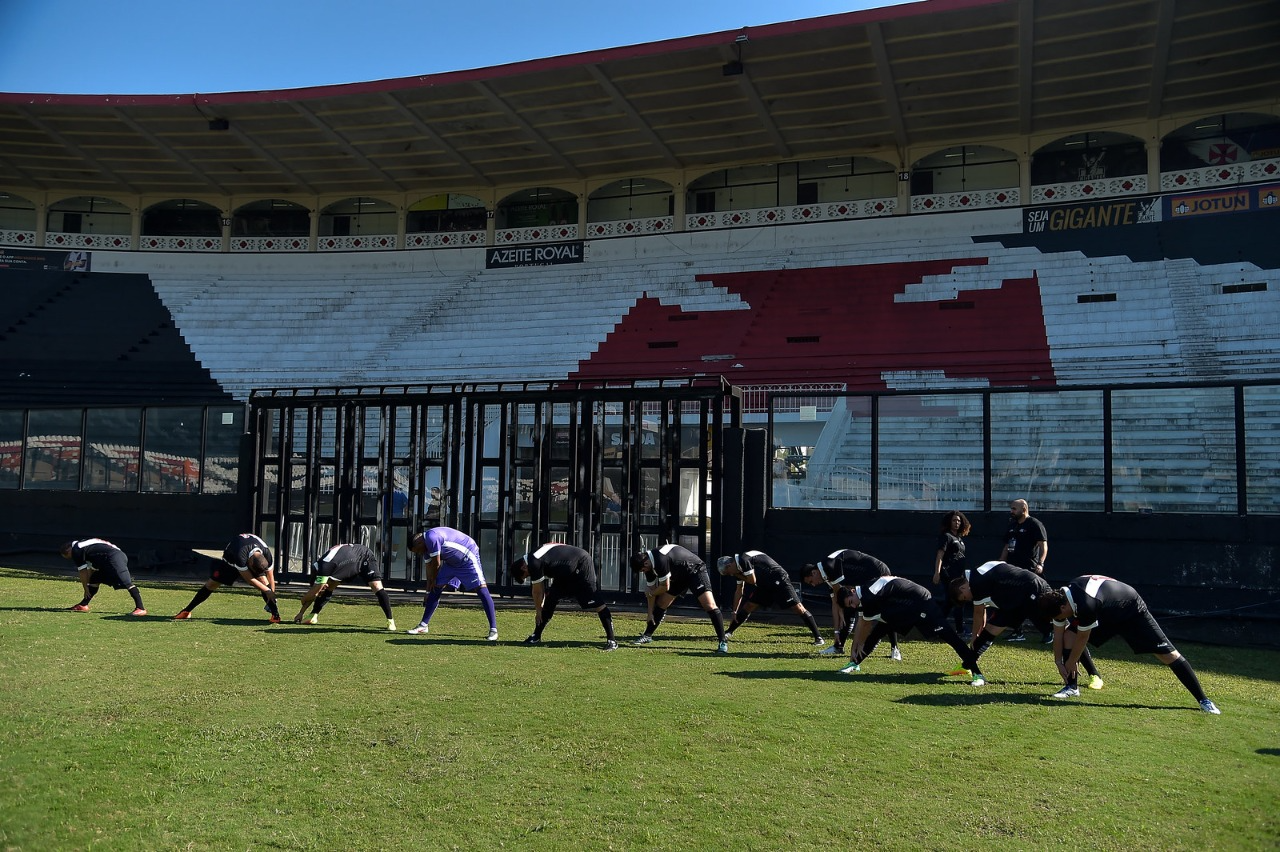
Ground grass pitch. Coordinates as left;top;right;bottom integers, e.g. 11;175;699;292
0;566;1277;850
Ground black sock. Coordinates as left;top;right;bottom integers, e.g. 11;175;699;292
972;630;997;659
533;612;551;640
1079;648;1099;678
185;587;213;612
261;592;280;618
646;606;667;636
889;631;900;651
127;585;145;610
312;588;334;615
708;607;726;642
728;611;749;633
374;589;393;619
1169;657;1208;702
801;610;822;641
80;584;100;606
598;607;615;642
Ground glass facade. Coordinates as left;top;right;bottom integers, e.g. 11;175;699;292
0;404;243;495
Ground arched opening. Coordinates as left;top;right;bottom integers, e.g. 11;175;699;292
232;199;309;238
496;187;577;230
587;178;673;222
686;164;779;214
793;156;897;203
910;145;1017;196
142;199;221;237
1032;131;1146;185
47;196;130;235
406;193;486;234
1161;112;1280;170
319;197;396;237
0;191;37;232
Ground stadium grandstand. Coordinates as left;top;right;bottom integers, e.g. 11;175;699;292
1;0;1278;643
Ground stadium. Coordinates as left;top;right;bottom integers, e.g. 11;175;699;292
3;0;1278;642
3;1;1280;848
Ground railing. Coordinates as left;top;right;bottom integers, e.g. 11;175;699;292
1030;174;1148;204
741;383;846;414
910;187;1020;213
685;198;894;231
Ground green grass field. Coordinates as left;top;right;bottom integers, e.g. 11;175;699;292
1;566;1277;851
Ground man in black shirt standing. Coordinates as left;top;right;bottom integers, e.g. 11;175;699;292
949;560;1102;689
839;576;985;687
1000;499;1050;642
1038;575;1220;713
630;544;729;653
510;543;617;651
60;538;147;616
717;551;824;648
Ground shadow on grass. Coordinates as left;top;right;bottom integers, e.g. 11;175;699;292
720;668;956;684
382;636;507;647
896;692;1193;711
1257;748;1280;757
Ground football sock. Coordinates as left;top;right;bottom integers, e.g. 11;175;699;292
79;584;101;606
889;631;901;651
647;606;667;636
261;592;280;618
127;585;145;610
312;588;334;615
185;587;214;612
726;611;750;634
598;607;615;642
374;588;393;619
708;607;726;642
477;586;497;630
1169;657;1209;702
420;588;443;624
801;610;822;641
972;630;997;658
1079;648;1099;677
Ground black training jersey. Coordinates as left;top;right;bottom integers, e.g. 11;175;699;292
823;549;890;589
223;533;273;571
732;550;789;585
1056;575;1143;631
69;538;124;569
966;560;1051;609
641;544;703;585
316;543;376;573
525;543;594;585
856;576;932;622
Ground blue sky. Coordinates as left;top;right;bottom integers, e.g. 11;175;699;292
0;0;912;96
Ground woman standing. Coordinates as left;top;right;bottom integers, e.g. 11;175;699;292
933;510;971;636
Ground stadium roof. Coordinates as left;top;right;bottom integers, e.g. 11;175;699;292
1;0;1277;201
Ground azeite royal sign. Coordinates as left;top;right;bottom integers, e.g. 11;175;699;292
486;241;585;269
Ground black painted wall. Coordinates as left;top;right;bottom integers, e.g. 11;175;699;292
764;507;1280;648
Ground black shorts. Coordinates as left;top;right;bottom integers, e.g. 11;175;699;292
211;563;267;587
1088;603;1175;655
986;604;1036;630
318;556;381;585
667;565;714;598
746;576;801;610
877;599;946;634
88;551;133;590
545;572;604;610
